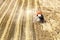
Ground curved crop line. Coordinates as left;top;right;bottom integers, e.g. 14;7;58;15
0;0;14;24
13;0;25;40
0;0;18;40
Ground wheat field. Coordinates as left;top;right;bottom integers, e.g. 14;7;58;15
0;0;60;40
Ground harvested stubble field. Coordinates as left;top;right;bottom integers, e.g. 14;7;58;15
0;0;60;40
